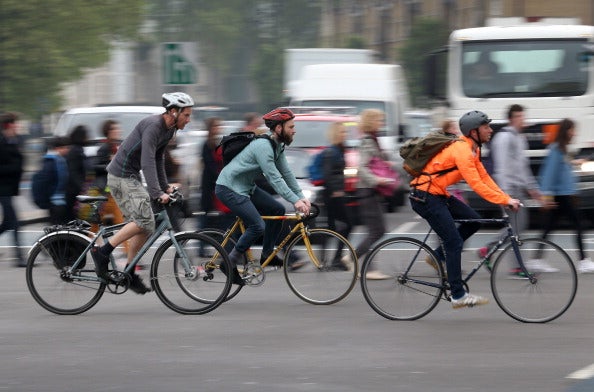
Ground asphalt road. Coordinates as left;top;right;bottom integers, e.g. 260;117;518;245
2;205;594;392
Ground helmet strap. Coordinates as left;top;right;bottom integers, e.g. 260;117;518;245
470;129;482;148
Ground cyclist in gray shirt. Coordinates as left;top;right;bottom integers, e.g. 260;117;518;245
91;92;195;294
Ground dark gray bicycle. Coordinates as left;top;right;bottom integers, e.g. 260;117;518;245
360;207;578;323
26;191;232;315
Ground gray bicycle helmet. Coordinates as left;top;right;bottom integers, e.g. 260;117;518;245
459;110;491;136
162;92;195;109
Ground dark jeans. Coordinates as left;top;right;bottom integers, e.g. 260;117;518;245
355;189;386;260
215;185;284;256
538;195;585;260
0;195;22;259
324;193;353;261
410;191;481;299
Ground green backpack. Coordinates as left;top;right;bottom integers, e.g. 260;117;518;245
399;132;460;177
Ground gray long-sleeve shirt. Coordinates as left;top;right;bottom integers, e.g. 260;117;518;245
490;125;538;196
107;114;173;199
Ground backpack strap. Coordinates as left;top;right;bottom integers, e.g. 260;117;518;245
257;134;281;161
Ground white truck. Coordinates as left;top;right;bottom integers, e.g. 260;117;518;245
290;63;410;150
284;48;376;99
425;18;594;221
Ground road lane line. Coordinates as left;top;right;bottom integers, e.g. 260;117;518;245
390;221;419;234
567;364;594;380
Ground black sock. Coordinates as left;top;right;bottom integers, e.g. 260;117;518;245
100;242;115;257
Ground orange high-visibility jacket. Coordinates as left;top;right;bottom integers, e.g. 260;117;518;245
411;136;511;205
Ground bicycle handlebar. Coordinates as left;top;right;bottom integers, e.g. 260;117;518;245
301;203;320;222
156;187;184;206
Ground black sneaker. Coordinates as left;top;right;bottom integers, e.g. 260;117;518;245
220;261;245;286
91;247;110;280
260;253;283;267
129;273;151;294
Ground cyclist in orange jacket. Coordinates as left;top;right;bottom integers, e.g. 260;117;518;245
409;110;520;309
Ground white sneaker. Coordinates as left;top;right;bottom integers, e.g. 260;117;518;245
340;254;355;271
578;258;594;274
365;270;391;280
451;292;489;309
524;259;559;273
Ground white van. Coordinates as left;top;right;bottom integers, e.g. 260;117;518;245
290;63;410;151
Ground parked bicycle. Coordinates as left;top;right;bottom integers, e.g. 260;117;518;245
26;190;233;315
199;204;358;305
360;207;577;323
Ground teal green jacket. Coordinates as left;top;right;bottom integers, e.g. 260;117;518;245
216;137;304;204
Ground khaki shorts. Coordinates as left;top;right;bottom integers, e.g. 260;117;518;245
107;173;155;232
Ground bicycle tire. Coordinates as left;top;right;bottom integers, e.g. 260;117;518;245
196;228;244;301
490;238;577;323
360;237;444;320
150;232;232;315
26;231;106;315
283;228;357;305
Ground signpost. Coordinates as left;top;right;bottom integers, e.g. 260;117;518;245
162;42;197;85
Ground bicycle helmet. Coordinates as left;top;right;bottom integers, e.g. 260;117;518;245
458;110;491;136
262;107;295;129
162;92;195;109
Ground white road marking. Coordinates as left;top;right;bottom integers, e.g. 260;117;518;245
566;363;594;380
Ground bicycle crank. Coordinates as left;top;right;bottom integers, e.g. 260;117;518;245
106;270;129;294
242;262;266;286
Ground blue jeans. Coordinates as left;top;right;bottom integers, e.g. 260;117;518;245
215;185;285;255
410;191;481;299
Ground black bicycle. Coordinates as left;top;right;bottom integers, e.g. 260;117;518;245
360;207;578;323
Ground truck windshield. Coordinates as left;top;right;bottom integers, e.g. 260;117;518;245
461;39;589;98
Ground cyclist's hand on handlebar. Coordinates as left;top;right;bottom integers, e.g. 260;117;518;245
294;199;310;215
166;184;180;194
157;193;171;204
507;198;521;211
302;198;311;208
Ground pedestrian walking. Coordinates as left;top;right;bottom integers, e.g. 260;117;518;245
0;112;25;267
537;118;594;273
483;104;557;272
322;122;354;271
353;109;393;280
65;125;89;222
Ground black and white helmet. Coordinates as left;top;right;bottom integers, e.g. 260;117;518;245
458;110;491;136
162;92;195;109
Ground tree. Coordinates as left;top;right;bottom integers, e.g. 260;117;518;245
398;18;449;108
0;0;144;118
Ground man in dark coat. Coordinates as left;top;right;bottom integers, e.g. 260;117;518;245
0;112;25;267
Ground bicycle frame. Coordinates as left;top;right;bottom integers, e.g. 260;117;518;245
404;213;537;295
61;207;195;282
214;213;321;268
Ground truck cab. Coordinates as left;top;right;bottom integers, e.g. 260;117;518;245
426;21;594;224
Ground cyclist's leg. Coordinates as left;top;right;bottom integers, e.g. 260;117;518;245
215;185;263;260
411;193;466;299
250;186;284;257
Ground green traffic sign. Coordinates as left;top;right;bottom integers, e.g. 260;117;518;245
163;43;197;85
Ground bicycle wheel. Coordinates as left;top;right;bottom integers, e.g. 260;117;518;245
26;232;106;315
283;228;357;305
197;228;244;301
490;238;577;323
360;237;443;320
151;232;232;315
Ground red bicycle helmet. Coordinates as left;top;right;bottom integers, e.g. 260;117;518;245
262;108;295;129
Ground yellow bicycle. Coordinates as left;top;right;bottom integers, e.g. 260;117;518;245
199;204;358;305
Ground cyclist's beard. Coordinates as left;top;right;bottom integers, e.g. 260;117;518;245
279;127;293;145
